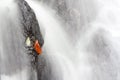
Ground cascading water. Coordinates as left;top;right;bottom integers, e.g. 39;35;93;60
1;0;120;80
26;0;120;80
0;0;30;80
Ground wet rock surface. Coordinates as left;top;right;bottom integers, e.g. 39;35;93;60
18;0;44;47
18;0;56;80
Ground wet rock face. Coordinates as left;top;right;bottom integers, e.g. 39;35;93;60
18;0;44;63
18;1;61;80
18;0;45;79
18;0;44;47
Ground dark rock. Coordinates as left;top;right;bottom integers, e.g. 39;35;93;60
18;0;45;80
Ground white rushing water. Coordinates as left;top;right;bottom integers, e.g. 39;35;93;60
0;0;31;80
1;0;120;80
26;0;120;80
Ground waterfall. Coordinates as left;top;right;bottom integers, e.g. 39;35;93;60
1;0;120;80
26;0;120;80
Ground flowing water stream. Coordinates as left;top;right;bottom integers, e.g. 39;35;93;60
0;0;120;80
